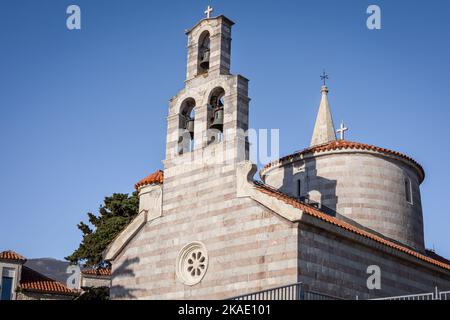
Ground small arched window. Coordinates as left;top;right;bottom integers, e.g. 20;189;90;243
207;87;225;144
405;177;413;205
197;31;210;74
293;172;306;201
178;98;196;154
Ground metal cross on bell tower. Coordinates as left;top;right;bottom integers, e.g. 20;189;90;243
204;5;213;19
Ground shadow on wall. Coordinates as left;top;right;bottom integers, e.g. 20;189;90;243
110;257;142;299
281;157;338;217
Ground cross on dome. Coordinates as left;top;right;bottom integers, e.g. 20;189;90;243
336;121;348;140
204;5;213;19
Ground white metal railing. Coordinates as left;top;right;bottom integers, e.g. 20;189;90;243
371;287;450;300
228;282;342;300
371;292;434;300
439;291;450;300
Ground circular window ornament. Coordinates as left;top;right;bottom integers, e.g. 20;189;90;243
176;241;208;286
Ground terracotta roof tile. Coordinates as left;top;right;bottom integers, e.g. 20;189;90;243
134;170;164;190
425;250;450;265
253;181;450;272
0;250;26;262
81;267;111;277
262;140;425;182
19;266;76;296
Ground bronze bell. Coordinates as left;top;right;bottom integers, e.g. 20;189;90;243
185;117;194;139
199;49;210;70
210;107;224;132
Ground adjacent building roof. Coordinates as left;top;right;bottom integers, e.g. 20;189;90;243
261;139;425;182
1;250;76;296
19;266;76;296
81;267;111;277
0;250;26;263
134;170;164;190
253;181;450;272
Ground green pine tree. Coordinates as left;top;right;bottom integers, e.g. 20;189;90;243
66;192;139;267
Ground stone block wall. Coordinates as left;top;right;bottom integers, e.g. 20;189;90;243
110;195;299;299
81;275;111;289
298;223;450;299
186;16;233;80
16;292;74;300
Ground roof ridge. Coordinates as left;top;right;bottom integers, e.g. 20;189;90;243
81;266;112;276
0;250;27;261
261;140;425;183
21;265;56;282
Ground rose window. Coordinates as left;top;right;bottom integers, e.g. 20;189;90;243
176;242;208;286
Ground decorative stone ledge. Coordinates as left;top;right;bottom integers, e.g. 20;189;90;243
236;161;303;222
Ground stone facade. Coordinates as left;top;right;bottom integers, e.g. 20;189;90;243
0;260;22;300
80;274;111;289
110;198;298;299
15;291;74;300
298;222;450;299
185;16;233;81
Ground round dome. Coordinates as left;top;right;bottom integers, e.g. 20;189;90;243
260;140;425;251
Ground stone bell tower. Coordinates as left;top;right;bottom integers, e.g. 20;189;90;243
162;9;250;215
163;10;250;181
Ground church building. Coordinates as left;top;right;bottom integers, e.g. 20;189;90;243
104;9;450;300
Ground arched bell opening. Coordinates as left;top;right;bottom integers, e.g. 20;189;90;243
178;98;196;154
197;31;210;75
207;87;225;145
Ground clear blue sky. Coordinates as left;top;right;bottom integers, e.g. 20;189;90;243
1;0;449;260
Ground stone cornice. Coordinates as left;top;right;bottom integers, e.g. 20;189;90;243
185;15;235;35
260;140;425;183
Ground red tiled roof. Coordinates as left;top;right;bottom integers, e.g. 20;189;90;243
254;181;450;272
426;250;450;265
81;267;111;277
19;266;76;296
134;170;164;190
0;250;26;262
262;140;425;182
